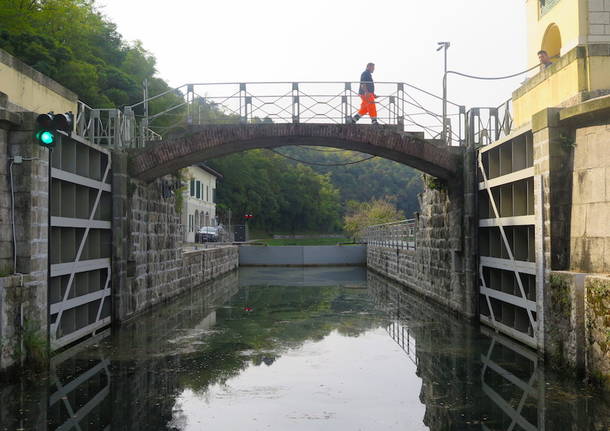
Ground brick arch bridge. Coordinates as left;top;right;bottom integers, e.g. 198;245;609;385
130;124;462;181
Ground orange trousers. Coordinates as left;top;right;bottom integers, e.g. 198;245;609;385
358;93;377;118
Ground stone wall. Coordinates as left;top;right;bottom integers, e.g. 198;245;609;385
0;93;49;372
367;178;476;317
112;152;238;322
570;122;610;273
531;100;610;273
545;271;610;389
585;274;610;389
589;2;610;43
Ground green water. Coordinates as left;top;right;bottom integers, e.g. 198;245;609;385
1;267;608;430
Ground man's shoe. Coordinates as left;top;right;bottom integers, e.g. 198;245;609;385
350;114;360;124
371;119;379;125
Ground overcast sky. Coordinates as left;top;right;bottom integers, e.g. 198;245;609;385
96;0;527;109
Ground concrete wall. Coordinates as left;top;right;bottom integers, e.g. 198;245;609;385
239;245;366;266
367;178;476;318
112;152;238;322
0;94;50;372
0;48;77;115
513;45;610;127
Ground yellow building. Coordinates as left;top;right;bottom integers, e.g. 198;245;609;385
513;0;610;126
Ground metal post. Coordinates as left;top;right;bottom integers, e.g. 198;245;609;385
239;83;247;124
47;145;53;366
292;82;300;124
187;84;194;126
344;82;352;123
437;41;450;144
443;46;447;143
142;79;149;147
397;83;404;130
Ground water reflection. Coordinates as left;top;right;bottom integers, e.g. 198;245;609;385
48;333;112;430
1;268;608;430
368;271;609;430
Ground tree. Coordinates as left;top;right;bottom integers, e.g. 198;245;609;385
275;146;422;217
343;198;404;240
207;150;342;234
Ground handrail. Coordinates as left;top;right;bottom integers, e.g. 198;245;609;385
70;81;514;149
366;218;416;228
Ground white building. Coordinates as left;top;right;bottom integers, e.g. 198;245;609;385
182;164;222;243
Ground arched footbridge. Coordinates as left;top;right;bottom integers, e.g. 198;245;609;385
130;123;462;181
74;81;479;181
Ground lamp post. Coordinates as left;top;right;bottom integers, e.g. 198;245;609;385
437;41;450;144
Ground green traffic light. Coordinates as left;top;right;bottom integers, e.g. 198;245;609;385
36;130;55;146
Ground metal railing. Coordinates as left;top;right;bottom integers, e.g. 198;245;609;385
363;219;417;250
75;100;161;148
71;81;466;148
466;98;513;148
71;82;514;150
386;319;418;365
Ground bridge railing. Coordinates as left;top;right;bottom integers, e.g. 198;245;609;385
75;100;162;148
72;82;515;150
72;81;466;148
466;98;513;148
363;219;417;250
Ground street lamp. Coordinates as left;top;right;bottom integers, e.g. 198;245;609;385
437;41;450;144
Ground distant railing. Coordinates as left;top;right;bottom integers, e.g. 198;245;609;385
75;100;161;148
71;81;466;148
363;219;417;250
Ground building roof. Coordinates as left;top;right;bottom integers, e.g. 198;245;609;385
195;163;223;180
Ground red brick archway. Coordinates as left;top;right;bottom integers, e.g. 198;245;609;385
130;124;461;181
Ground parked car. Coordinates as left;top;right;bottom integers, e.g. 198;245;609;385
197;226;219;242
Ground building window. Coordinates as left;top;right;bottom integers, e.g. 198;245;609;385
206;185;209;202
539;0;560;16
196;181;201;199
190;180;195;197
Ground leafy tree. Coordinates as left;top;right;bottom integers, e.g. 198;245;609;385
207;150;342;234
343;197;404;240
276;146;423;217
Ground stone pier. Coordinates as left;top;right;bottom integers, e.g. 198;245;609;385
111;152;238;323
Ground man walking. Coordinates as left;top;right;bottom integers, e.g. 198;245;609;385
351;62;378;124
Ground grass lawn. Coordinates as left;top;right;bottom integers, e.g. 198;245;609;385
253;237;354;246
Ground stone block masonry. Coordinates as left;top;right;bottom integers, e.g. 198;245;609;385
0;93;49;372
367;178;476;318
570;123;610;273
112;152;238;322
545;271;610;390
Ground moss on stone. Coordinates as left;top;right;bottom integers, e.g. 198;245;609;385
585;276;610;390
550;273;572;318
